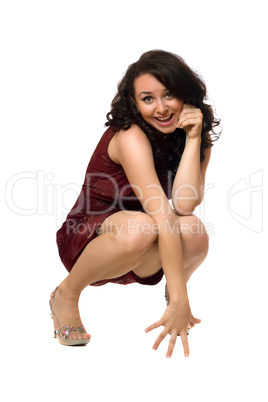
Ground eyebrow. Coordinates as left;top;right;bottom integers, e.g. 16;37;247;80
138;89;169;97
139;91;152;96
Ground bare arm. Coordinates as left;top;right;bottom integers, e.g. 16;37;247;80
113;125;192;357
172;104;211;215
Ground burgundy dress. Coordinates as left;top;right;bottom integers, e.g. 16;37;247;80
56;127;173;286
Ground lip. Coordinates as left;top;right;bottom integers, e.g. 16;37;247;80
154;114;174;127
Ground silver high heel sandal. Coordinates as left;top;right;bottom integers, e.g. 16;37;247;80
165;283;190;336
49;287;90;346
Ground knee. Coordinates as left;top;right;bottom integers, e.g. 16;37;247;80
120;213;158;256
196;228;209;257
180;215;209;257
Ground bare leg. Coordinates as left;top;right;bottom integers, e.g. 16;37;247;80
52;212;208;340
132;214;209;282
52;211;157;340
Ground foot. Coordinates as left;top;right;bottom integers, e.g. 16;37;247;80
50;285;91;342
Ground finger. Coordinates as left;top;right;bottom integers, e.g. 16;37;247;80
166;332;178;358
178;116;201;129
179;107;202;120
152;328;168;351
180;329;190;357
182;103;195;110
190;315;201;325
145;319;162;333
191;318;201;325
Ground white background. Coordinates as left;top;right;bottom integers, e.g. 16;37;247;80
1;0;267;401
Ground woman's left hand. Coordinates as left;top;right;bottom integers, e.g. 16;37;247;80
177;104;203;140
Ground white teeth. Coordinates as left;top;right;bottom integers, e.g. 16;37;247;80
156;115;171;121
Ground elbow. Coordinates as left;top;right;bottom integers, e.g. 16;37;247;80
174;202;196;216
172;188;204;216
172;199;201;216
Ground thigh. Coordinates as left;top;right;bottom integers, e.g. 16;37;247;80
98;210;161;279
97;210;158;238
131;238;162;278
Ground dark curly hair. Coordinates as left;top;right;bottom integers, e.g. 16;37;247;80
105;50;221;176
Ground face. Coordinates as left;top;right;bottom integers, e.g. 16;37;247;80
133;74;184;134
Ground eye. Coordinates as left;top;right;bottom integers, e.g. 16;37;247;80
142;96;153;103
165;92;173;99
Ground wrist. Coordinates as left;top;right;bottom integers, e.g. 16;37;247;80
185;135;202;146
166;277;188;304
168;288;189;305
170;295;189;305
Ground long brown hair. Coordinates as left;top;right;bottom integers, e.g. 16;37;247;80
106;50;221;174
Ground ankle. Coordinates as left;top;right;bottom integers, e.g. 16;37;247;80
58;281;81;303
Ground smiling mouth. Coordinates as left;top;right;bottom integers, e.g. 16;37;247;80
154;114;174;126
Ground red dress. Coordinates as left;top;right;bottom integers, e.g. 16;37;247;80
56;127;173;286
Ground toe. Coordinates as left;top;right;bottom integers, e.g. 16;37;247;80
81;329;91;340
69;329;78;340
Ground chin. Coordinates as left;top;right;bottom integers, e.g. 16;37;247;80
157;126;177;135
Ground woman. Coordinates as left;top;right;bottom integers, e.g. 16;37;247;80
50;50;220;358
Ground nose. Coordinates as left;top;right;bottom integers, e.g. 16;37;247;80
156;99;168;114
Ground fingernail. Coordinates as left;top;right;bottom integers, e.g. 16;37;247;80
185;353;189;357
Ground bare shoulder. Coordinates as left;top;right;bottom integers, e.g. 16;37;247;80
116;124;150;145
108;125;152;164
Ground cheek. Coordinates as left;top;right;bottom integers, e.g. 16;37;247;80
174;100;184;113
137;104;152;119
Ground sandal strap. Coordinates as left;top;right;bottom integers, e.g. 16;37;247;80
50;288;88;339
56;325;87;339
49;287;60;328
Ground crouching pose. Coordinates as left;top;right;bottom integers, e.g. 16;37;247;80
50;49;220;358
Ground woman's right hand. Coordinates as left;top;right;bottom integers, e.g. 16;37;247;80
145;300;201;358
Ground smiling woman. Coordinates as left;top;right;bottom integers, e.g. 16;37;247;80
134;74;184;131
51;49;221;358
106;50;220;177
